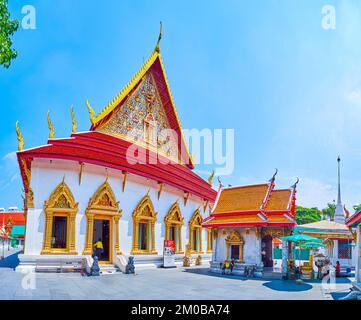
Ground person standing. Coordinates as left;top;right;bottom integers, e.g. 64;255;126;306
93;238;104;260
336;261;341;277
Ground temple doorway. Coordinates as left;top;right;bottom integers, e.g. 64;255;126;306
261;235;273;267
93;218;112;263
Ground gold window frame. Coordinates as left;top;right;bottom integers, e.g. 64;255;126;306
188;209;203;254
82;180;122;262
164;202;184;254
225;230;244;262
131;194;157;255
41;180;78;255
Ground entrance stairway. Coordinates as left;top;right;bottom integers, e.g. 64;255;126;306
99;264;121;275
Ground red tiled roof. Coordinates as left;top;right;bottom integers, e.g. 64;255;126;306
0;212;25;226
17;132;216;201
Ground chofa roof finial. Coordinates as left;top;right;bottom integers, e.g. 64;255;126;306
155;21;163;52
70;105;77;134
47;111;55;139
292;177;299;188
15;121;24;151
86;99;96;125
269;168;278;182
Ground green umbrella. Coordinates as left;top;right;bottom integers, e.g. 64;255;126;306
300;242;326;248
279;234;322;243
279;234;322;272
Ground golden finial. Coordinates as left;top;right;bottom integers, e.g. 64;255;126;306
70;105;77;134
208;170;215;185
47;111;55;139
15;121;24;151
155;21;163;52
86;99;96;125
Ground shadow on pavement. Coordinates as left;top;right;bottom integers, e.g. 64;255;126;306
0;251;20;270
183;267;250;282
263;281;313;292
331;291;354;300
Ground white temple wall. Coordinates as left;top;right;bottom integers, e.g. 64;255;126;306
213;227;261;264
26;158;210;257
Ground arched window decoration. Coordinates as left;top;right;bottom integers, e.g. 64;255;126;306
83;180;122;261
131;195;157;255
164;202;184;253
41;180;78;255
189;209;203;254
225;230;244;262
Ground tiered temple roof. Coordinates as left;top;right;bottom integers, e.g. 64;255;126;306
16;28;217;202
202;173;297;228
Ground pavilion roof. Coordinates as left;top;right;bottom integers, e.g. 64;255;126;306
346;210;361;228
212;184;270;214
0;212;25;226
295;220;353;240
265;189;292;211
203;174;298;228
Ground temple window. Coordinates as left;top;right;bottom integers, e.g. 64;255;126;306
338;240;352;259
131;195;157;255
164;202;184;253
51;215;68;249
82;180;122;259
225;230;244;262
139;222;148;250
41;180;78;255
189;209;203;254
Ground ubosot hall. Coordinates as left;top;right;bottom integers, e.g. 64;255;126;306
15;32;217;273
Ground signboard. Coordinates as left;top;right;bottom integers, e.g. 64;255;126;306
163;240;176;268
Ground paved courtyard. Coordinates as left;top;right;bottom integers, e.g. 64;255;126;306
0;251;354;300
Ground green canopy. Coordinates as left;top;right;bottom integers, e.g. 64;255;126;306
300;242;326;248
10;225;25;238
279;234;322;243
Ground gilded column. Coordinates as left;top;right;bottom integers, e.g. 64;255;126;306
114;216;121;255
151;221;156;253
69;212;77;254
41;212;53;254
240;241;244;263
178;225;183;253
132;218;139;254
83;213;94;255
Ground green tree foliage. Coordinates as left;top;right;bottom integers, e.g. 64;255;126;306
353;204;361;213
0;0;19;68
295;206;322;225
321;203;336;221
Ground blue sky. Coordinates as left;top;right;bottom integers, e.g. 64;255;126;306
1;0;361;211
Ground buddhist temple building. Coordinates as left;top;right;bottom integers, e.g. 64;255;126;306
15;29;217;273
296;158;357;269
346;210;361;283
202;171;298;275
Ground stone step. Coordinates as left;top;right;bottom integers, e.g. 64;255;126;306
99;265;121;275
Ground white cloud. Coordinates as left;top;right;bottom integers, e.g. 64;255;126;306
2;151;17;163
296;177;335;209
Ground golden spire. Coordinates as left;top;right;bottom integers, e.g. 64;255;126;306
86;99;96;125
15;121;24;151
47;111;55;139
208;170;215;185
155;21;163;52
70;105;77;133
